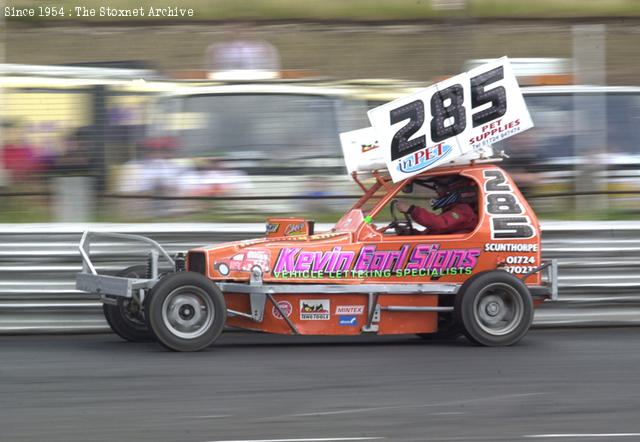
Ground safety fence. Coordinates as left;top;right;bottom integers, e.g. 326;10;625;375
0;221;639;334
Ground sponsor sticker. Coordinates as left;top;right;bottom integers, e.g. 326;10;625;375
300;299;330;320
361;142;379;153
339;126;385;175
272;301;292;320
339;316;358;326
335;305;365;315
397;143;453;174
285;222;306;236
266;223;279;234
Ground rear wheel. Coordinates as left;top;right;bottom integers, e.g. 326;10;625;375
455;271;533;346
146;272;226;352
103;265;153;342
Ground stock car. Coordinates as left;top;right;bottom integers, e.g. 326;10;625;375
75;58;557;352
76;162;557;352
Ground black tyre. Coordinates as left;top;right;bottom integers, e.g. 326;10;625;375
146;272;226;352
103;265;154;342
417;295;461;340
455;271;533;347
417;317;462;341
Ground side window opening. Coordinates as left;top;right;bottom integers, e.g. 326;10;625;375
379;174;480;236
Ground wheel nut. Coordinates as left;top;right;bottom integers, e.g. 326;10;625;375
486;302;500;316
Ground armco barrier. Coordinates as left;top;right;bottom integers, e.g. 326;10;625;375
0;221;639;333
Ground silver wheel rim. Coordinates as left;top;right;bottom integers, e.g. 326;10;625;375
473;282;524;336
161;285;215;339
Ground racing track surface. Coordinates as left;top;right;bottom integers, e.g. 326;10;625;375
1;329;640;442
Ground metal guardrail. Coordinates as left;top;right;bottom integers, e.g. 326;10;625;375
0;221;638;334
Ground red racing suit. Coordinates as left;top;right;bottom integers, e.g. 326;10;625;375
408;203;477;234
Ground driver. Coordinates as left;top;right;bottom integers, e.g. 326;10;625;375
395;176;478;234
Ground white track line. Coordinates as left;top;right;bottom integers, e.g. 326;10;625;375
525;434;640;439
284;392;545;418
205;438;384;442
194;414;233;419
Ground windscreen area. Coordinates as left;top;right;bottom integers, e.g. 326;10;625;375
151;94;345;160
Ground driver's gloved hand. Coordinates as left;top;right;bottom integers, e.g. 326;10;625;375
395;200;412;213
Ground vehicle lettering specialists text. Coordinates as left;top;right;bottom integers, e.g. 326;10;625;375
273;244;480;278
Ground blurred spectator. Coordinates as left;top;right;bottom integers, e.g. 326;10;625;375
1;121;41;186
38;121;65;174
180;158;230;197
205;25;281;80
137;136;185;195
176;157;251;215
54;126;93;176
119;136;188;217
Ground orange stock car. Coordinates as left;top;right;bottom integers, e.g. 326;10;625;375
76;163;557;352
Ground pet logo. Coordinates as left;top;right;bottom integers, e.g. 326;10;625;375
397;143;452;174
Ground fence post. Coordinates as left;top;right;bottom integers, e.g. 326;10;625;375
52;176;94;222
572;24;607;215
91;85;108;194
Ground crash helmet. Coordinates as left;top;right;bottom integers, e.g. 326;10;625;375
430;176;476;211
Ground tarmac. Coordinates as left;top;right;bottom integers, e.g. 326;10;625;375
1;328;639;441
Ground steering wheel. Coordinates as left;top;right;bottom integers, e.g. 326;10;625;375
387;199;415;235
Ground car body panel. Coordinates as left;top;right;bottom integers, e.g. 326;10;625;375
191;165;541;285
186;164;543;335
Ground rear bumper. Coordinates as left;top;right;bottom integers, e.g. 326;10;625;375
522;259;559;301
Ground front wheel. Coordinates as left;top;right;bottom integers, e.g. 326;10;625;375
146;272;226;352
416;316;462;341
455;271;533;346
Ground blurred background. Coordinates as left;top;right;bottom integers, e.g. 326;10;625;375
1;0;639;223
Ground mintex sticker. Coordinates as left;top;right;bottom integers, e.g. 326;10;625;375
300;299;330;320
339;316;358;326
335;305;365;315
272;301;292;320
